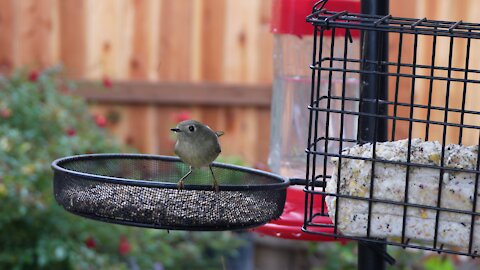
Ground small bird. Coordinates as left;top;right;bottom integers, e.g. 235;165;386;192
170;120;224;192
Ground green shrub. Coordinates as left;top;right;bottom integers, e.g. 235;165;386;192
0;67;241;270
309;241;477;270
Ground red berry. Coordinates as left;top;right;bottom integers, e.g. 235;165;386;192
85;236;96;249
94;115;107;128
102;77;112;88
28;71;39;82
118;236;130;256
0;108;11;119
66;128;76;137
174;111;191;123
59;86;69;93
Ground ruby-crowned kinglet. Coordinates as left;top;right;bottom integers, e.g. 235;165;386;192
170;120;224;192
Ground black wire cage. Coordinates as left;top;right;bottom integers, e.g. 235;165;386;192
304;0;480;258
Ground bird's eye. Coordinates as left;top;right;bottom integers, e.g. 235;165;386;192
188;125;195;132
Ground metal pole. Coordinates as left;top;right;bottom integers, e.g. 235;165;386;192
358;242;387;270
358;0;389;143
358;0;389;269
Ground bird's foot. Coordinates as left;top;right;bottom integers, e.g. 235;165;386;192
177;180;185;191
212;182;219;193
209;165;220;193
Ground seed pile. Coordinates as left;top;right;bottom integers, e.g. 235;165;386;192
57;182;284;229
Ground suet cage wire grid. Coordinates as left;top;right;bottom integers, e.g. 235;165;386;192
52;154;289;231
304;0;480;258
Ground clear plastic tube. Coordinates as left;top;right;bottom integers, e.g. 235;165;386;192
269;34;360;179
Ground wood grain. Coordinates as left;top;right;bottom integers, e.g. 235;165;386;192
74;81;272;107
0;0;14;73
157;1;193;81
59;0;86;78
201;0;226;82
15;0;56;68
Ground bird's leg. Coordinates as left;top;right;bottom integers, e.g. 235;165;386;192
177;166;192;190
209;165;219;193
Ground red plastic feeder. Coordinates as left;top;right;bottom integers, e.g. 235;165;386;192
258;0;359;242
253;0;360;242
253;187;346;242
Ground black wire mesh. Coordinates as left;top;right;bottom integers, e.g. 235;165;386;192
304;1;480;258
52;154;288;231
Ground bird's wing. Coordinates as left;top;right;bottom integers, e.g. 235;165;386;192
214;140;221;154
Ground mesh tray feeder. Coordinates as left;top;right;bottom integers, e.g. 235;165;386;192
52;154;289;230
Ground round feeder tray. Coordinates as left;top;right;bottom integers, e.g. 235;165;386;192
52;154;289;231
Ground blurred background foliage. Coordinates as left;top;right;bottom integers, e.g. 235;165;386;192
0;67;243;270
307;241;478;270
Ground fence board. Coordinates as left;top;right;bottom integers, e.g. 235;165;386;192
74;81;272;106
59;0;86;78
15;0;56;68
157;1;193;81
0;0;14;73
129;0;149;79
199;0;226;82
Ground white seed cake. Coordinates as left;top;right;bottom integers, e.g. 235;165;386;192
327;138;480;252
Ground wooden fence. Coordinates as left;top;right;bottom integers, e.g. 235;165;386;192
0;0;273;83
81;81;272;166
0;0;275;165
2;0;480;165
389;0;480;145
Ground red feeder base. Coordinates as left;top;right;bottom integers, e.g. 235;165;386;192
253;187;346;242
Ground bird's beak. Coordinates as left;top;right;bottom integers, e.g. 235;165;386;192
170;128;181;132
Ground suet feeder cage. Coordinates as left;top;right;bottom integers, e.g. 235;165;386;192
297;0;480;267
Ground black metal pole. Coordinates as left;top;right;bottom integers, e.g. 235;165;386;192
358;0;389;270
358;242;388;270
358;0;389;143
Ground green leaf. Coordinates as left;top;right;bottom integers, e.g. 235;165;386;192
423;256;455;270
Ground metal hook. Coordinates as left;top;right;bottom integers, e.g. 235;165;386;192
346;28;353;43
312;0;328;13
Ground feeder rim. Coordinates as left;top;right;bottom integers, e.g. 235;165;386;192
51;153;290;191
72;211;269;231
